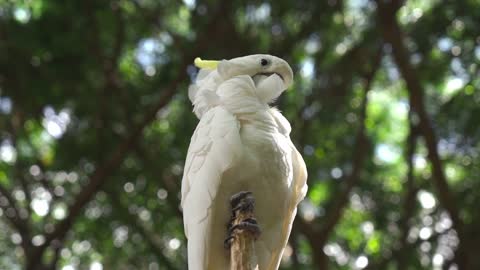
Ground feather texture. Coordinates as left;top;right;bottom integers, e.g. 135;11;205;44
182;106;242;270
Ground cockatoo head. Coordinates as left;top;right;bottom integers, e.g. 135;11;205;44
193;54;294;89
216;54;294;89
190;55;294;117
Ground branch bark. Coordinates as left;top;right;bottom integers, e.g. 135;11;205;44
375;1;468;268
229;192;260;270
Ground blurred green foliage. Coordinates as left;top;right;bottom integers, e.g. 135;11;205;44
0;0;480;269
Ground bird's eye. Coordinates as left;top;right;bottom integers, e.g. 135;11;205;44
260;58;269;67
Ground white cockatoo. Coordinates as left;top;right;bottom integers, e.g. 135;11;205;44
181;54;308;270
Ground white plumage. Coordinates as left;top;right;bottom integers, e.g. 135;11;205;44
181;54;308;270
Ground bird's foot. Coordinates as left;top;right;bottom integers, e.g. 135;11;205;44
230;191;254;210
228;218;261;238
224;236;235;249
224;191;261;249
224;218;261;249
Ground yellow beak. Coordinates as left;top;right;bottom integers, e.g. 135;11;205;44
194;57;220;69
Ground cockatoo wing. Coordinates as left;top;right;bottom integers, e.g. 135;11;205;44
261;109;308;270
270;109;308;205
181;105;242;270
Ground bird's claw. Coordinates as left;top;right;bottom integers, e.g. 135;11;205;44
224;191;261;249
224;236;235;249
228;218;261;237
230;191;255;215
224;217;261;249
230;191;253;208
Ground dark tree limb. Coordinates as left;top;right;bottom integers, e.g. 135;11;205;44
8;109;33;217
375;1;467;268
396;121;420;270
0;184;29;235
289;225;301;269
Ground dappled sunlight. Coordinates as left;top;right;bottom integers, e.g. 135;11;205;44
432;253;444;269
156;188;168;200
334;40;349;56
1;0;479;269
366;86;409;166
136;38;166;76
300;58;315;79
72;240;92;254
85;204;103;220
419;226;433;240
281;245;293;263
10;233;22;245
90;261;103;270
245;3;271;23
345;0;372;35
0;140;16;164
398;0;435;25
360;221;374;237
31;198;49;217
31;187;52;217
435;213;452;233
323;242;350;266
62;265;74;270
299;199;322;222
13;7;30;23
113;226;129;248
52;202;67;220
330;167;343;179
413;154;427;170
182;0;196;10
375;143;400;164
32;234;46;246
441;77;466;102
354;255;368;269
42;106;71;139
138;208;151;221
168;238;181;250
304;35;321;54
0;97;12;114
438;37;453;52
417;190;436;209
